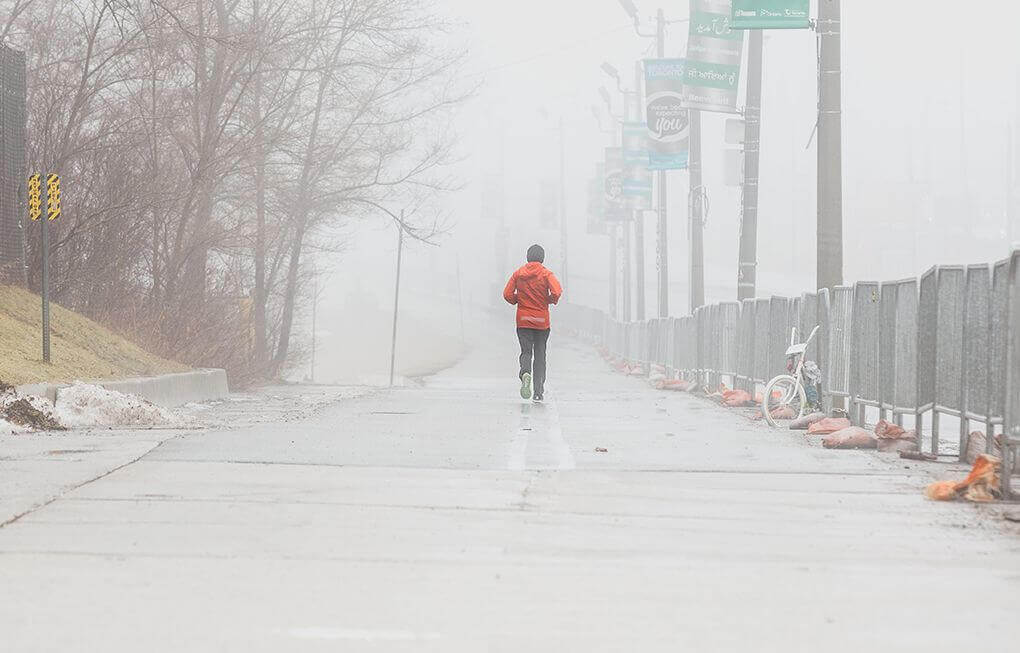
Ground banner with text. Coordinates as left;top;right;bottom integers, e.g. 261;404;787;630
603;147;630;221
644;59;690;170
684;0;744;114
622;122;653;209
731;0;810;29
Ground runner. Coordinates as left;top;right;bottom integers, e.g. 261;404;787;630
503;244;563;402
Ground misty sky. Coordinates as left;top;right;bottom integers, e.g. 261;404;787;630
325;0;1020;332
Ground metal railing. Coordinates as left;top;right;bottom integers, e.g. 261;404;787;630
559;249;1020;498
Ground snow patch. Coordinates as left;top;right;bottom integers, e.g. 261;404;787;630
0;390;63;432
54;382;187;428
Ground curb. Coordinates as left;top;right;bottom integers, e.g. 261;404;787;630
15;369;229;408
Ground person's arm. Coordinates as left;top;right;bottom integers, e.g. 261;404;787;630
503;272;518;305
546;272;562;305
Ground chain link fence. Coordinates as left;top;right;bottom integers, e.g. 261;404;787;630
0;45;27;283
559;249;1020;498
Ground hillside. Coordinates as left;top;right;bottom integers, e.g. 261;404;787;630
0;285;188;386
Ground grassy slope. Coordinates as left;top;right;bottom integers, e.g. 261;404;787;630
0;285;188;385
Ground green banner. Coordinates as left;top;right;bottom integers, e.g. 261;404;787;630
731;0;810;29
684;0;744;114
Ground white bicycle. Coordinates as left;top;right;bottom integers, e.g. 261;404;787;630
762;325;819;428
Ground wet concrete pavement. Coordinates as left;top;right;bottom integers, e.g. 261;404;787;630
1;333;1018;651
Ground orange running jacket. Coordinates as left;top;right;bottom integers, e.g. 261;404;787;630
503;262;562;330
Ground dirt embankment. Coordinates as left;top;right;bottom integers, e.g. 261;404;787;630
0;285;187;386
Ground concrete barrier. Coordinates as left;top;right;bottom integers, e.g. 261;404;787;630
16;369;229;408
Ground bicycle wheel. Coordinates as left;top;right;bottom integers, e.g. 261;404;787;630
762;374;807;428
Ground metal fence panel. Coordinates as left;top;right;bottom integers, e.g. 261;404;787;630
718;302;740;379
673;318;685;371
816;289;830;394
736;299;755;390
935;267;966;413
0;46;27;277
893;279;918;411
878;281;898;413
753;298;771;384
1005;251;1020;497
850;282;881;407
768;297;791;379
799;293;819;365
687;314;698;375
696;307;709;377
990;259;1010;424
961;265;991;421
788;297;801;344
917;268;937;409
826;287;853;397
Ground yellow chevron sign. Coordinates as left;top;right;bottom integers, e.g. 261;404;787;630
27;174;41;221
46;174;60;221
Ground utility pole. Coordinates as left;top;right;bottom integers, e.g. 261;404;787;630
389;213;405;387
39;178;50;363
609;226;618;317
633;61;645;321
737;29;763;301
310;273;317;383
655;8;669;317
689;107;705;312
817;0;843;290
558;116;569;296
618;2;673;317
622;221;632;320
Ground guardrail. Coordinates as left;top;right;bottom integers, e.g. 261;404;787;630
561;250;1020;499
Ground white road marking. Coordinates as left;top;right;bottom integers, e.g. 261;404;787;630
545;397;575;470
508;404;530;471
508;393;574;471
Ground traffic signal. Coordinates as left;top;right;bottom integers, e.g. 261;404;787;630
27;174;41;221
46;174;60;221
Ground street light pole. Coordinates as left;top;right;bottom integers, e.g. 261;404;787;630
602;63;635;321
817;0;843;291
737;28;763;301
558;115;569;296
689;108;705;312
619;2;672;318
633;61;645;321
389;212;405;387
655;8;669;317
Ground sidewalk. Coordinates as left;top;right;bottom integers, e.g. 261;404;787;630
0;334;1017;651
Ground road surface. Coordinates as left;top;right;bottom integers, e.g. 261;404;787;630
1;332;1018;651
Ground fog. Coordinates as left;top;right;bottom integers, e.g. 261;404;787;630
309;0;1020;384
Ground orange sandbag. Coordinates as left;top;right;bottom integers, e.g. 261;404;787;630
822;426;878;449
874;419;907;439
925;481;958;501
722;390;754;407
925;454;1002;502
660;379;689;392
769;404;798;420
877;431;918;453
789;411;826;430
807;417;852;435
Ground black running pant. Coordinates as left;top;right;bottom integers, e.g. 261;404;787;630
517;327;550;396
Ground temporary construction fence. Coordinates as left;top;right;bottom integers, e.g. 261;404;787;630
562;250;1020;499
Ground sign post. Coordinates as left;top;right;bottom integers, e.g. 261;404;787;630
28;173;56;363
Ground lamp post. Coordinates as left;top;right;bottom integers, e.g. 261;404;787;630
600;63;636;321
617;2;679;318
592;104;619;319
